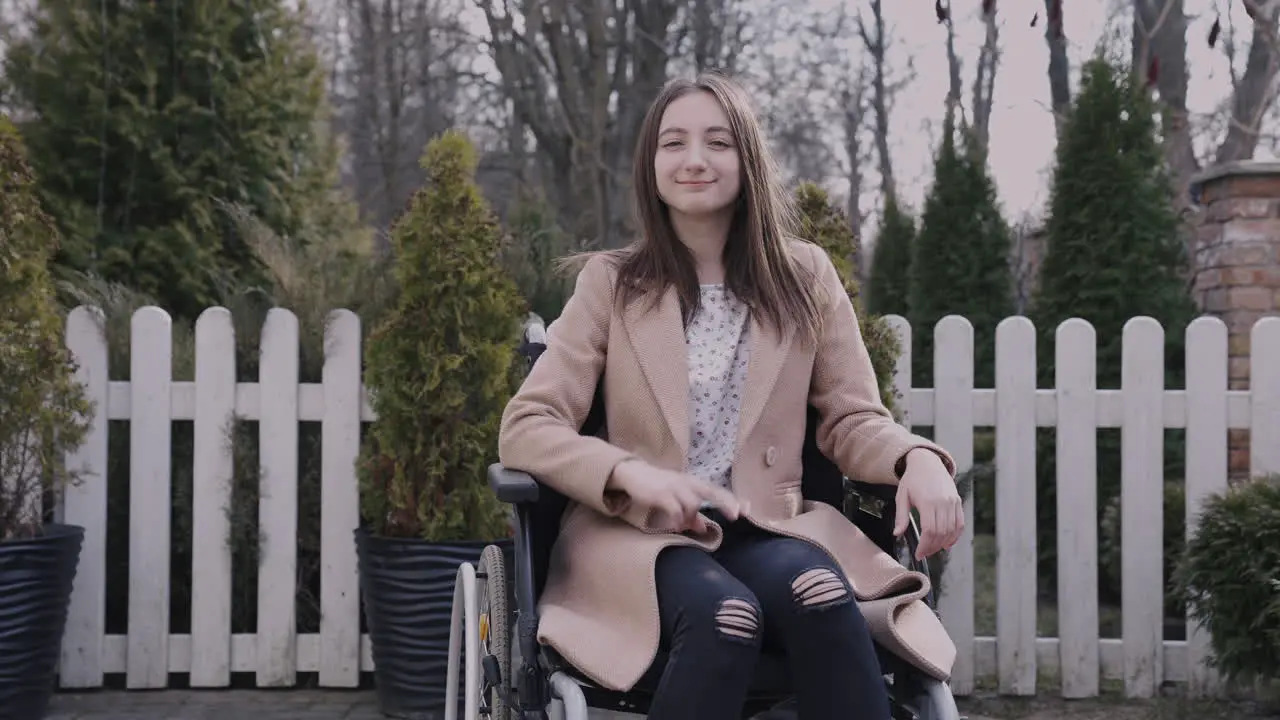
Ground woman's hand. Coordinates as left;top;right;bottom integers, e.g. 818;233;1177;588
893;449;964;560
609;460;741;533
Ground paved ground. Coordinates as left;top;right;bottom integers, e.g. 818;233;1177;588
47;690;384;719
44;689;1268;719
44;690;995;719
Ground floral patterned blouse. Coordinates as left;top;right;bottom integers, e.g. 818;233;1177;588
684;284;751;490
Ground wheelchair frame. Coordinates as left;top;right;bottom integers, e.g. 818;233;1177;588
443;325;963;720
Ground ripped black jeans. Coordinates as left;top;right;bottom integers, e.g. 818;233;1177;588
648;518;889;720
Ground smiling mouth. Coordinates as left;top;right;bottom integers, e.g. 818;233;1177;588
677;180;714;186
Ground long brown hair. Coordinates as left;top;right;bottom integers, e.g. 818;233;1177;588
565;72;824;343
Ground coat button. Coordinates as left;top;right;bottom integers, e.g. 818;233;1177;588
765;446;777;466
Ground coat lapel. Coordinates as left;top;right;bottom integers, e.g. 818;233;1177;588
623;287;690;456
734;312;794;456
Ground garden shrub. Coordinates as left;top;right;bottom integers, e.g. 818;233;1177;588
793;182;901;414
1175;475;1280;684
0;116;92;540
1098;480;1186;618
358;130;526;541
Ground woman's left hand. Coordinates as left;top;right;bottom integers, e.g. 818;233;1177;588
893;449;964;560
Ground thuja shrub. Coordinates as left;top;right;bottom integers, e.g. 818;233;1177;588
0;116;92;540
1174;476;1280;684
357;131;526;541
793;182;901;415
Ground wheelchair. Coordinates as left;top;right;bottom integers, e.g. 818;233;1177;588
444;319;964;720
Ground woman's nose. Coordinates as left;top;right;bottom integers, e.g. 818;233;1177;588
684;144;708;168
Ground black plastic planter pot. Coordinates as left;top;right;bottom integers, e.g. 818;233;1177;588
356;528;513;720
0;522;84;720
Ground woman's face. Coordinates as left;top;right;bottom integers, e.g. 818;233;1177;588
653;90;742;219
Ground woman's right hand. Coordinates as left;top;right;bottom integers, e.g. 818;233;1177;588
608;460;741;533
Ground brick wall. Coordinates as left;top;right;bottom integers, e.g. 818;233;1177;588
1190;160;1280;477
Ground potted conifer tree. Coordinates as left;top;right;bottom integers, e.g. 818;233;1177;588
355;130;524;719
0;117;93;720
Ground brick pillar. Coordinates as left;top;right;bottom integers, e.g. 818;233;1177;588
1190;161;1280;478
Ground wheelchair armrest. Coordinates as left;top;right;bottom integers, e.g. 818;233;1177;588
844;478;898;520
488;463;540;505
845;478;897;504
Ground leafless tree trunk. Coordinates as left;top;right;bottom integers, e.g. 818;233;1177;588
1133;0;1280;199
1132;0;1198;190
677;0;750;73
333;0;468;236
970;1;1001;153
1216;0;1280;165
479;0;695;249
840;74;871;235
859;0;903;202
941;0;964;136
1042;0;1071;139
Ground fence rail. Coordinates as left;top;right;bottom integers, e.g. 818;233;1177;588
47;306;1280;699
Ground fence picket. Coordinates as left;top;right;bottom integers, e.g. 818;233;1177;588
1054;319;1099;698
932;316;975;695
190;309;237;687
59;307;110;688
1251;317;1280;477
257;309;300;686
1183;316;1228;698
885;314;912;427
1120;317;1165;699
319;310;363;686
995;316;1038;696
126;307;174;688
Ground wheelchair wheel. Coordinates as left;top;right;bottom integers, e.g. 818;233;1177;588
895;676;962;720
478;544;511;720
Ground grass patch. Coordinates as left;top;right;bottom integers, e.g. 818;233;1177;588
972;532;1123;639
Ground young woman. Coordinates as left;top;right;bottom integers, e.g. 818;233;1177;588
498;72;963;720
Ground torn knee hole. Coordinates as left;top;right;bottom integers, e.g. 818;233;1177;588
714;598;760;640
791;567;850;609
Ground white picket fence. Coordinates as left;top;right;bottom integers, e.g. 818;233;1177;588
46;306;1280;700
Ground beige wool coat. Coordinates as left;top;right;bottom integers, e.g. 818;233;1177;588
497;240;959;693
